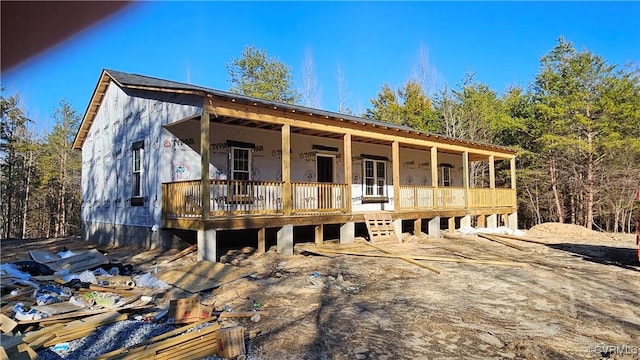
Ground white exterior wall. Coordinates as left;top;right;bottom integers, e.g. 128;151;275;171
81;83;202;240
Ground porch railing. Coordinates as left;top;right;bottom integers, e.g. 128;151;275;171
163;181;516;218
210;180;283;215
292;182;348;214
399;186;516;210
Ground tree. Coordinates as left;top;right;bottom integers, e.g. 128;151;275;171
301;47;321;108
528;38;640;229
227;46;300;104
41;100;82;237
365;80;439;132
0;92;31;239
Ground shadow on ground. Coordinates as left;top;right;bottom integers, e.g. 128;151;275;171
548;243;640;271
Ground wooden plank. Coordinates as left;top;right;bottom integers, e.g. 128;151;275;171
96;318;220;359
157;261;254;293
168;244;197;262
118;323;220;360
476;233;525;251
448;217;455;233
482;232;548;245
343;133;352;213
282;124;292;216
392;141;400;212
364;242;441;274
297;245;527;267
0;313;17;334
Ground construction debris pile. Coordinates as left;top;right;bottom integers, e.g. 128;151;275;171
1;246;262;360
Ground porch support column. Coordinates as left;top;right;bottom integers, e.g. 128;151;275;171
428;217;441;238
460;215;472;228
489;154;496;209
448;217;455;233
508;212;518;230
431;147;438;208
414;218;422;236
510;157;517;228
197;229;216;262
200;111;210;218
489;155;495;189
487;214;498;228
477;214;486;228
340;222;355;244
277;224;294;255
315;224;323;245
343;134;352;213
510;157;516;190
281;125;292;216
257;228;266;253
392;141;400;212
393;219;402;243
462;151;470;209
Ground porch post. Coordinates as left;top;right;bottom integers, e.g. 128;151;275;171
340;222;355;244
315;224;323;245
431;147;438;208
428;217;441;238
392;141;400;212
489;154;496;209
277;224;294;255
414;218;422;236
343;133;352;213
281;125;292;215
197;229;216;261
200;111;210;218
510;157;516;190
257;228;266;253
462;151;470;209
509;157;518;230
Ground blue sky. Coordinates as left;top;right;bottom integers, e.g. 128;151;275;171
2;1;639;135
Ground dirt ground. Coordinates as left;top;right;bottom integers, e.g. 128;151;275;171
2;223;639;360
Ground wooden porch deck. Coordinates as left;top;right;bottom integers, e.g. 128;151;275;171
162;180;516;231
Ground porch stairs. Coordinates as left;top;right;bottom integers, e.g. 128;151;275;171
364;213;400;244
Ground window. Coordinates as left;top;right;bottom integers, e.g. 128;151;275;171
441;166;451;187
364;159;387;198
230;146;252;200
131;141;144;206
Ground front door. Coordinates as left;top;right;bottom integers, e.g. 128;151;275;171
317;155;334;209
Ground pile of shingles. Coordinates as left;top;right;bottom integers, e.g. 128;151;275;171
1;245;261;359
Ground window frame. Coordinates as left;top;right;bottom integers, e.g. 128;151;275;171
362;158;388;203
441;166;451;187
131;140;144;206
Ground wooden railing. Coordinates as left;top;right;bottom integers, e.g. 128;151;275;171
292;182;348;214
162;180;202;217
399;186;517;210
399;185;434;209
163;181;516;218
210;180;283;215
468;188;516;208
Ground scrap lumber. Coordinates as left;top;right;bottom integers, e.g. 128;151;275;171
96;316;220;359
115;323;221;360
364;242;441;274
476;233;526;251
0;313;17;333
167;244;197;263
480;232;548;245
364;213;399;244
297;245;527;267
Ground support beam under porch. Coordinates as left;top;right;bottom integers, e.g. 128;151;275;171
197;229;217;262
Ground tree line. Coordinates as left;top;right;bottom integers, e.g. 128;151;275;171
1;38;638;239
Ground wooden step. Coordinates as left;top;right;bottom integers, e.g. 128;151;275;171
364;213;399;244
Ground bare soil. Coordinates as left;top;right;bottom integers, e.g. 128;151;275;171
2;223;639;359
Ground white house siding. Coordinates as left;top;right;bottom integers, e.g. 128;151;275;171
81;83;201;247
